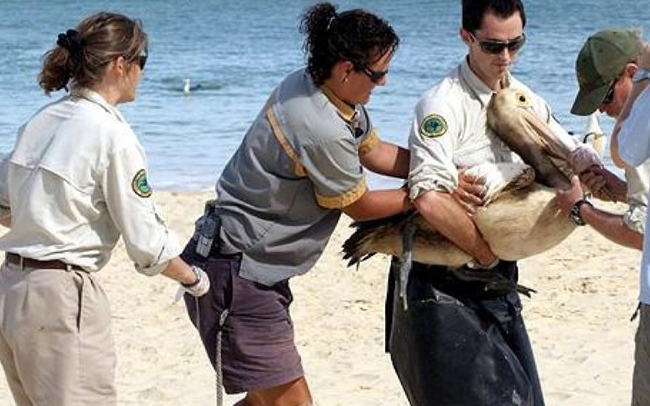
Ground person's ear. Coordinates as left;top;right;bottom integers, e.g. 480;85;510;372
625;62;639;78
460;28;472;45
334;60;354;83
108;55;127;76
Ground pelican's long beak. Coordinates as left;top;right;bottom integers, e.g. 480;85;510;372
487;88;575;189
518;108;573;162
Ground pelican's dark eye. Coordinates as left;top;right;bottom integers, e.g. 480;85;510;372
514;91;531;107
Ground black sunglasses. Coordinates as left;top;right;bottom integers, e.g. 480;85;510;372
137;51;148;70
602;79;618;105
471;32;526;55
359;65;389;84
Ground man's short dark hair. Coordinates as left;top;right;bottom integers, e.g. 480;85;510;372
462;0;526;33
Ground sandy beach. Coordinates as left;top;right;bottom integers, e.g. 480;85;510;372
0;190;641;406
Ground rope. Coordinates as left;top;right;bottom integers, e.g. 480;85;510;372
215;309;230;406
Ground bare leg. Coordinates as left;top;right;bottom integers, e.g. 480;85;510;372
234;377;312;406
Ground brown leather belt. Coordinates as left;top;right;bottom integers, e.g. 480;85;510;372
5;252;84;271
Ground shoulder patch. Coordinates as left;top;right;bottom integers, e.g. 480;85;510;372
132;169;152;198
420;114;448;139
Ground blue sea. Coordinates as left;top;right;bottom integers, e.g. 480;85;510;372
1;0;649;191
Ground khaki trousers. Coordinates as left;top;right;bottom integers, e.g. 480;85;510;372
0;262;116;406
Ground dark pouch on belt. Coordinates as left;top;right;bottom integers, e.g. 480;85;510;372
195;200;221;258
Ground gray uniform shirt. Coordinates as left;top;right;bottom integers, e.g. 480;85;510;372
215;68;378;285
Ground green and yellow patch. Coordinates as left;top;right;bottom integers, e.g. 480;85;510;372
132;169;152;198
420;114;447;139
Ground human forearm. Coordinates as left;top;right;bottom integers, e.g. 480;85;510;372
161;257;211;297
161;257;197;285
342;188;411;222
581;205;643;250
360;141;410;179
414;191;496;265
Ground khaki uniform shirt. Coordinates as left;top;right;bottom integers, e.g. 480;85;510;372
215;68;378;285
0;89;180;275
409;58;579;199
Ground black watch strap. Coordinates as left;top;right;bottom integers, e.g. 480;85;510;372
181;265;202;288
569;199;593;226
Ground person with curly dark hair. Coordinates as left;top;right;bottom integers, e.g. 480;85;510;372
179;2;408;405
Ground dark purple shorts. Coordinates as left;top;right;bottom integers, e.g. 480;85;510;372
181;239;303;394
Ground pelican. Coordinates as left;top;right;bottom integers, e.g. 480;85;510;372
343;88;584;271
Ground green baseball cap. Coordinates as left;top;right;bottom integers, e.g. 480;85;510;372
571;29;643;116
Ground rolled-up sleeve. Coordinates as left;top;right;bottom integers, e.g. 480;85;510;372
408;98;459;200
624;204;646;234
103;145;181;276
300;136;367;209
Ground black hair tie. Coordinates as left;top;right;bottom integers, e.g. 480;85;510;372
56;29;84;65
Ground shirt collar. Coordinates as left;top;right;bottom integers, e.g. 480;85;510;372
320;84;358;123
71;87;127;123
460;57;512;107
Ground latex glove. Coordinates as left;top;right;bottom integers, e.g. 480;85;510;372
570;143;602;174
179;266;210;298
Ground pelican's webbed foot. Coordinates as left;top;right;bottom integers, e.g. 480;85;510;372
454;268;537;297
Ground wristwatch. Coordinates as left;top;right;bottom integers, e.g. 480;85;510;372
632;68;650;83
569;199;594;226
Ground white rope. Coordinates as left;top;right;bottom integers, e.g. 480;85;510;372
215;309;230;406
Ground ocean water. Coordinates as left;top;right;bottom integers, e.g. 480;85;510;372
1;0;649;191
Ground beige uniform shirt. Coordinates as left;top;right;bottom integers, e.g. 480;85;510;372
409;58;580;199
0;89;180;275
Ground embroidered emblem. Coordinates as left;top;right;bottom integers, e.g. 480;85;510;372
420;114;447;139
132;169;152;198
